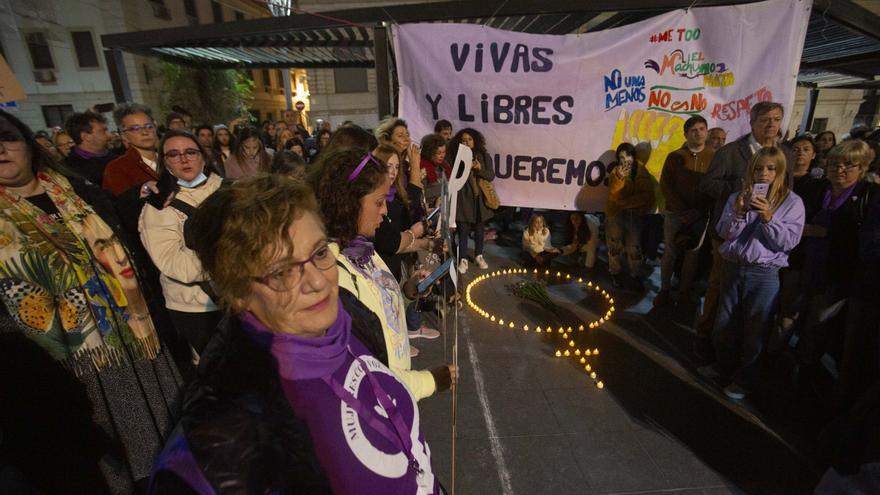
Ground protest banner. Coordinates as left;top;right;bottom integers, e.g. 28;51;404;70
393;0;811;210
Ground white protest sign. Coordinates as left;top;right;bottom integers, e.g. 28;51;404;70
445;143;473;228
392;0;810;211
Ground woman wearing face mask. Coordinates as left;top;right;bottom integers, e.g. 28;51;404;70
700;147;804;400
139;130;224;357
605;142;655;288
223;127;273;179
310;146;456;400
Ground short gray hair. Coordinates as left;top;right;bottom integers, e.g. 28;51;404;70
113;103;154;128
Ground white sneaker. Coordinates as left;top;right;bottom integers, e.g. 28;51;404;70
475;254;488;270
458;259;468;274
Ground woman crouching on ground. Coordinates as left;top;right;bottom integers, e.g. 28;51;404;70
150;175;448;493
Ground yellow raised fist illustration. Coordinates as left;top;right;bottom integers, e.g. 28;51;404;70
610;109;686;181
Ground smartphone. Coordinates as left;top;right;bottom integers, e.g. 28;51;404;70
417;257;453;294
751;183;769;200
425;207;441;228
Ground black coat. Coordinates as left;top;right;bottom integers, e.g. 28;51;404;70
63;149;117;186
799;179;880;297
149;289;388;494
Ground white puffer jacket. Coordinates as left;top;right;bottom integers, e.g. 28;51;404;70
139;173;223;312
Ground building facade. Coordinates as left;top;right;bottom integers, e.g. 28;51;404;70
4;0;282;132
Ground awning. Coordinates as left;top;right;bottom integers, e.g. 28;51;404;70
101;1;880;89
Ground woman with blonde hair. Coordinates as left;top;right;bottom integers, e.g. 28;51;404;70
522;214;560;266
701;146;805;400
795;140;880;398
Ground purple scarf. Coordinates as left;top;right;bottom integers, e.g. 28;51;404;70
73;146;110;159
341;236;375;270
822;182;858;211
386;185;397;202
239;300;351;380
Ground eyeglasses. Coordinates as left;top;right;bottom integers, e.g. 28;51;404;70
254;243;336;291
164;149;202;162
827;161;860;171
0;134;25;148
121;123;156;133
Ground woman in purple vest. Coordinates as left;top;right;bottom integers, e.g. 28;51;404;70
149;175;446;494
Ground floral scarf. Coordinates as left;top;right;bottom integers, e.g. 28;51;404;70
0;169;159;374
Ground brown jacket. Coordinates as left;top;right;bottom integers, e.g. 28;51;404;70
606;164;655;217
102;147;159;195
660;145;715;213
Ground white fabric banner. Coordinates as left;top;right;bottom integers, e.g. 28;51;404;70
392;0;811;211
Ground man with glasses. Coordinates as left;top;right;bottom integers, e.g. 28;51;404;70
63;111;117;185
103;103;160;195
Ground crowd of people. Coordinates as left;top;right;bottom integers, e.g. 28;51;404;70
3;94;879;493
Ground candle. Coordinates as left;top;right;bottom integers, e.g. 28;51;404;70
523;325;529;331
568;340;575;348
575;349;581;356
555;350;561;357
579;357;586;364
585;364;591;371
593;348;599;355
597;381;604;389
590;372;597;379
536;326;542;333
564;350;571;357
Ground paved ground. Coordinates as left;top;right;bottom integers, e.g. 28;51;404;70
410;234;819;495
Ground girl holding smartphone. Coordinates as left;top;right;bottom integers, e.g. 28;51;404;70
700;147;805;400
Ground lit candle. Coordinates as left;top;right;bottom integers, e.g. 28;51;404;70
579;357;586;364
566;274;571;280
567;326;573;332
509;322;515;328
564;350;570;357
590;372;597;379
568;340;575;348
498;319;504;326
558;327;564;334
556;271;561;277
578;325;585;331
562;333;569;340
577;277;583;283
597;381;604;389
586;364;592;371
575;349;581;356
587;281;593;287
585;350;592;356
555;350;561;357
490;316;496;322
523;325;529;331
536;326;542;333
593;348;599;355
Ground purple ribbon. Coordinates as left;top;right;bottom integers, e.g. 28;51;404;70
348;153;380;182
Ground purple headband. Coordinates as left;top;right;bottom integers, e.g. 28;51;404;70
348;153;380;182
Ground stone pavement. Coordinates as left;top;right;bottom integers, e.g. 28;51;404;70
409;245;817;495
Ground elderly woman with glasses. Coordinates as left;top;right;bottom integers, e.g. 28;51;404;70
139;130;224;358
795;140;880;393
149;175;445;494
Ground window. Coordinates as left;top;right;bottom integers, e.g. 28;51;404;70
211;0;223;22
261;69;271;90
25;32;54;70
277;69;286;94
811;118;828;133
42;105;74;128
149;0;171;20
234;10;244;21
334;68;368;93
71;31;99;68
183;0;198;24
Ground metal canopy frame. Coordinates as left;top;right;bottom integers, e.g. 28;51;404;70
100;0;880;110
